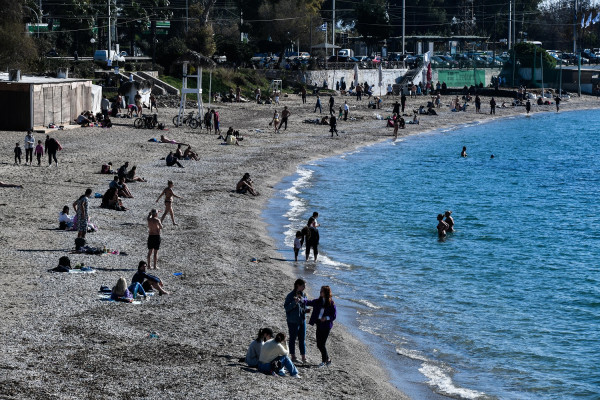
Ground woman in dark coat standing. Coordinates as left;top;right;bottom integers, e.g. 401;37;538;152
306;285;337;367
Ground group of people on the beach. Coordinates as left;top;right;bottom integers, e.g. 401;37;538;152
245;279;336;378
13;131;61;167
293;212;320;261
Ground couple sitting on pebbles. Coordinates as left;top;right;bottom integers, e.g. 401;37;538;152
244;280;336;378
110;261;168;302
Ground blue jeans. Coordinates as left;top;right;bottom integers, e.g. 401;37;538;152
258;355;298;376
287;321;306;357
128;282;146;299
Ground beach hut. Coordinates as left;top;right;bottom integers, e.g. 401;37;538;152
0;71;93;131
118;80;152;109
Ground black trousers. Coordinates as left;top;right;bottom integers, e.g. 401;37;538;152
316;325;331;362
36;153;42;165
281;117;288;130
25;148;33;163
48;151;57;165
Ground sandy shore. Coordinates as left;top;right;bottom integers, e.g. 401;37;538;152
0;90;596;399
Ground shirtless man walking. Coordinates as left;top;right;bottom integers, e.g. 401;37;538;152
156;180;181;225
147;209;163;269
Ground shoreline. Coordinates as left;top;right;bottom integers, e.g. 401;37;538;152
0;93;597;399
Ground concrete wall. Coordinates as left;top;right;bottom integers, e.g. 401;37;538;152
302;69;408;89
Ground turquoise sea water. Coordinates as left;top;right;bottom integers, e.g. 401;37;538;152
266;110;600;399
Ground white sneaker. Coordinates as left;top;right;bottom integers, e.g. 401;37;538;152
292;374;301;379
318;362;326;368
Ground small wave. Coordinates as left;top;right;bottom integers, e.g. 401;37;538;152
356;299;382;309
395;347;429;362
419;364;488;399
318;254;353;270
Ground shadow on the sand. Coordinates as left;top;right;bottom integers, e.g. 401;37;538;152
18;248;69;252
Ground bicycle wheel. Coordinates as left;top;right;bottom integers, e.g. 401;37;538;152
188;118;199;129
145;118;154;129
134;118;144;129
173;115;182;127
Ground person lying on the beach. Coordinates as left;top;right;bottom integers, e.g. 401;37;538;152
183;146;199;161
126;166;147;182
132;261;168;295
0;181;23;188
236;173;259;196
111;277;134;302
165;152;184;168
160;135;187;146
246;328;273;368
59;205;74;230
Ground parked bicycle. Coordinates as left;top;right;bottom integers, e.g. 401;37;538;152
134;114;158;129
172;112;199;129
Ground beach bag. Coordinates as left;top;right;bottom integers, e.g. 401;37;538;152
58;256;71;268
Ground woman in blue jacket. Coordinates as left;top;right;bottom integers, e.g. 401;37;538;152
306;285;337;367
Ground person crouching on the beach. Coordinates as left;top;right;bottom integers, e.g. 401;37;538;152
257;332;300;378
285;279;309;364
132;261;168;295
437;214;449;237
305;285;336;367
246;328;273;368
147;209;163;269
293;231;303;261
236;173;259;196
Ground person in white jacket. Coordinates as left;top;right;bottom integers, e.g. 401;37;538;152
257;333;300;378
24;130;35;165
245;328;273;368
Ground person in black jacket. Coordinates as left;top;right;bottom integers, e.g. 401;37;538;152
44;135;60;167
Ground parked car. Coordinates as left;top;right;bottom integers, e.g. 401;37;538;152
93;50;125;63
430;55;450;68
46;49;59;57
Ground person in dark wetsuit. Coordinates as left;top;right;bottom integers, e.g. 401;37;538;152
526;99;531;114
554;96;561;112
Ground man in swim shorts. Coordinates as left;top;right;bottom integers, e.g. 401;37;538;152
147;209;163;269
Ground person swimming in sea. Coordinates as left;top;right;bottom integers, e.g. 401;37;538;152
437;214;449;237
461;146;467;157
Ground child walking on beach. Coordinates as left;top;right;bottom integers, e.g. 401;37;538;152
14;142;22;165
34;140;44;166
294;231;303;261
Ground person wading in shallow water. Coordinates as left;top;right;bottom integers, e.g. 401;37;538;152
156;180;182;225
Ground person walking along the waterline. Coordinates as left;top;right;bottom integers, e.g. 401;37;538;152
305;286;336;367
284;278;309;364
489;97;496;115
147;209;163;269
156;180;182;226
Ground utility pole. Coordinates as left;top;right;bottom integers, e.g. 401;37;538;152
402;0;405;54
508;1;511;50
186;0;189;32
107;0;111;55
332;0;336;56
573;0;578;54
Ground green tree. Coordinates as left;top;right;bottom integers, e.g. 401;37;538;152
354;0;391;52
0;0;37;69
512;42;556;69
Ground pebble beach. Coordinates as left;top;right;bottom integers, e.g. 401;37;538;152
0;91;596;399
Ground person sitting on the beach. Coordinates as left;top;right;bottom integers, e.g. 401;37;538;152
174;144;184;160
160;135;187;146
257;332;300;378
76;112;91;127
117;176;133;198
101;162;115;174
111;277;133;302
236;173;259;196
246;328;273;368
165;152;184;168
183;146;199;161
132;261;168;295
101;187;127;211
117;162;129;179
320;116;329;125
58;205;74;230
444;211;454;232
437;214;449;237
126;166;147;182
224;130;239;145
407;114;419;125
